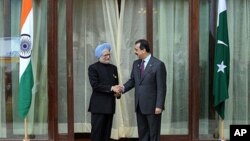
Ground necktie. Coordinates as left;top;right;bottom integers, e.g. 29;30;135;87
140;60;145;76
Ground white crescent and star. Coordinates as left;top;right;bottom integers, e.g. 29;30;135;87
216;39;228;73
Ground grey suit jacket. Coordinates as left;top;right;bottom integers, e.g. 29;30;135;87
124;56;167;114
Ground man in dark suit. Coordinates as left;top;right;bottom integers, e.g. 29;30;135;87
121;39;167;141
88;43;121;141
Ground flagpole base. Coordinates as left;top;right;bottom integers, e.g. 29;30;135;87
23;137;30;141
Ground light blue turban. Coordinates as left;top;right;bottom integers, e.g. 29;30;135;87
95;43;111;59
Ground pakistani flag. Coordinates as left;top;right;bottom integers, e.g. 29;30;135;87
18;0;34;119
213;0;230;120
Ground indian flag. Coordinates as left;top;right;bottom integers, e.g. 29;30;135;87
18;0;34;119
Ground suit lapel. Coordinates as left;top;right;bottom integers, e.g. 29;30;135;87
136;61;141;79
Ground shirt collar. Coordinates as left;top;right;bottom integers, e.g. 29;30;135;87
143;54;151;67
143;54;151;63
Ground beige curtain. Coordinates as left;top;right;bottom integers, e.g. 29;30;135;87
72;0;146;139
72;0;120;135
114;0;147;138
72;0;189;139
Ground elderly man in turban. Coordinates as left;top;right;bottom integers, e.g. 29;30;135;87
88;42;121;141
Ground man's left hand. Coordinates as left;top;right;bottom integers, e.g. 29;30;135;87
155;107;162;114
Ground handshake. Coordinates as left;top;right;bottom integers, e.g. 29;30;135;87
111;85;124;98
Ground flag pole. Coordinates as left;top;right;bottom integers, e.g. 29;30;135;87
23;118;30;141
220;117;225;141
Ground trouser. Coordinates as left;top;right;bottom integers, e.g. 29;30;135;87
91;113;113;141
136;106;162;141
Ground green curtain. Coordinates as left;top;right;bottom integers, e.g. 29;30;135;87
153;0;189;134
11;1;48;137
0;0;21;138
198;0;210;136
224;0;250;138
0;0;6;137
199;0;250;139
57;0;68;133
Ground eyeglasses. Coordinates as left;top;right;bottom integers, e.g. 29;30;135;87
102;53;111;57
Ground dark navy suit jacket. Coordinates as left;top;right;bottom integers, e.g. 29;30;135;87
124;56;167;114
88;62;119;114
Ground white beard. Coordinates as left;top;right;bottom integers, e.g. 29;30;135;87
99;58;110;64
